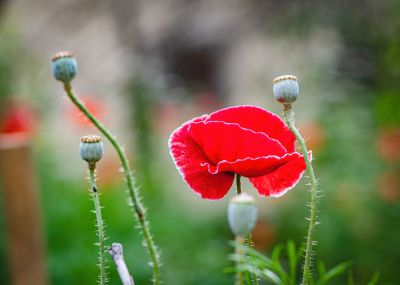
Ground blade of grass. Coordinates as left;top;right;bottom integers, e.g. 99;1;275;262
367;272;380;285
287;240;298;285
317;262;326;279
347;271;355;285
271;244;289;284
316;261;352;285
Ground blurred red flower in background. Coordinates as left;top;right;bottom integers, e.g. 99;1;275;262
251;220;276;251
169;105;306;199
0;103;36;135
298;121;326;154
376;128;400;162
378;171;400;203
66;95;105;127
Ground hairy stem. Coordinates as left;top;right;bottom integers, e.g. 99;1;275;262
246;234;259;285
283;104;318;285
234;175;243;284
235;235;246;285
88;167;107;285
64;83;161;284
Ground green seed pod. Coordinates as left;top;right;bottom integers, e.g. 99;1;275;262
51;51;77;83
227;192;258;237
273;75;299;104
80;135;104;167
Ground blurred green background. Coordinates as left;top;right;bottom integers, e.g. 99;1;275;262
0;0;399;284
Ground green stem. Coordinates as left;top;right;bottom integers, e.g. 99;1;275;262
234;175;246;285
283;104;318;285
88;167;107;285
235;235;245;285
236;174;242;195
64;83;161;285
246;234;259;285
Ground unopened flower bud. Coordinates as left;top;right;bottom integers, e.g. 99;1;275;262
273;75;299;104
227;192;258;237
51;51;77;83
80;135;104;167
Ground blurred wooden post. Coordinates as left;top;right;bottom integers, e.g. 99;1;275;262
0;134;48;285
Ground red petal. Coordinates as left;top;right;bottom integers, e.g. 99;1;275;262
206;105;295;152
249;154;307;197
188;121;286;164
169;118;235;199
207;152;302;177
169;106;305;199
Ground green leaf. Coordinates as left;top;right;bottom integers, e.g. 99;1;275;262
309;276;316;285
367;272;380;285
229;241;273;265
318;261;326;278
272;244;283;262
286;240;298;285
262;268;282;284
238;264;281;285
244;270;252;285
223;266;237;274
270;244;289;283
347;271;355;285
316;261;352;285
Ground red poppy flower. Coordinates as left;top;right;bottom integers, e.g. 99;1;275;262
66;95;105;127
0;105;36;134
169;105;307;199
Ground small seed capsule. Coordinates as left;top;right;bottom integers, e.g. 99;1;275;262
51;51;77;83
273;75;299;104
80;135;104;167
227;192;258;237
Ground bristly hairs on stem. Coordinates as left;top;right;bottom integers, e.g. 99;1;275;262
88;168;108;285
272;75;319;285
52;51;161;283
229;175;258;285
246;234;259;285
80;135;107;284
60;81;161;284
235;235;246;285
234;177;244;285
282;104;319;285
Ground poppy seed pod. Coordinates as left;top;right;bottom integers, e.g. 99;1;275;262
227;192;258;237
273;75;299;104
51;51;77;83
80;135;104;167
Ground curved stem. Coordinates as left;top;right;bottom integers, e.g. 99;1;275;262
283;105;318;285
88;167;107;285
64;83;161;284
